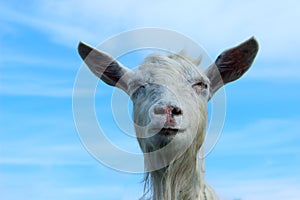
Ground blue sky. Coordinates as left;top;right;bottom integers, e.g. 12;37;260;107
1;0;300;199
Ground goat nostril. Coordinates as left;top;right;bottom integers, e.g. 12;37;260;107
171;106;182;116
153;105;182;116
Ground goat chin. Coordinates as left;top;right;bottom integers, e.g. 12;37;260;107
141;126;218;200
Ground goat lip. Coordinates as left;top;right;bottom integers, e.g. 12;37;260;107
158;128;181;136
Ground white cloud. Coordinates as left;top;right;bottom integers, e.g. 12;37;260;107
0;4;99;47
2;0;300;60
212;118;300;156
0;171;143;200
215;178;300;200
0;139;92;166
0;77;73;97
204;118;300;199
1;0;300;87
245;62;300;80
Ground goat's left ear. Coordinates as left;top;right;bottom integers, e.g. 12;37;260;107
205;37;259;98
78;42;133;92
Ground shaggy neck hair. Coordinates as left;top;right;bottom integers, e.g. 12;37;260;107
145;148;200;200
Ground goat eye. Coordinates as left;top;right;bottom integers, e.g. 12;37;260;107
193;82;208;89
131;84;146;99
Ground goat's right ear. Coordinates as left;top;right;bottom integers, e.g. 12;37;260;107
78;42;133;92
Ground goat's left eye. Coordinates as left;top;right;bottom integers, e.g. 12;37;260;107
193;82;208;89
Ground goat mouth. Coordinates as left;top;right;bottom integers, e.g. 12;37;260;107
158;128;180;136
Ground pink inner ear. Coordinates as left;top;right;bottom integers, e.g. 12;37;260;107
206;37;259;97
78;41;133;92
215;37;259;84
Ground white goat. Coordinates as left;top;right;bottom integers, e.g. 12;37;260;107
78;37;259;200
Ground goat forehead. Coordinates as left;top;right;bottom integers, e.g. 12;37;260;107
136;53;205;83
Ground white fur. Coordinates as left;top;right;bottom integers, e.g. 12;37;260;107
127;53;218;200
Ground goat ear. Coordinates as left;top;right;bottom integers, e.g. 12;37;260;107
78;42;133;92
205;37;259;98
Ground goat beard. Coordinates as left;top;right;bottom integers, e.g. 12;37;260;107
141;128;205;200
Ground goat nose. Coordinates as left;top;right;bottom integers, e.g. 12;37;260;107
153;105;183;116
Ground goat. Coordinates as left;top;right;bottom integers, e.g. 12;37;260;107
78;37;259;200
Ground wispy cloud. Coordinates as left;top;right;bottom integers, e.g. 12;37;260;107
0;127;91;165
0;70;74;97
214;177;300;200
244;60;300;80
213;118;300;156
1;0;300;60
0;170;142;200
205;118;300;199
1;0;300;93
0;4;99;47
0;54;76;69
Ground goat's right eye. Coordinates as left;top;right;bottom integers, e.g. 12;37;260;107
131;84;146;99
